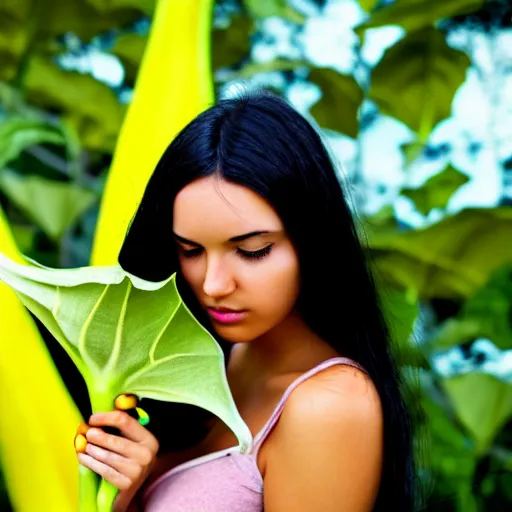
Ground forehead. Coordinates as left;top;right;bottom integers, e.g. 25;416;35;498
173;176;282;239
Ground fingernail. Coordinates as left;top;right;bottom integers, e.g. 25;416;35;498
86;428;101;439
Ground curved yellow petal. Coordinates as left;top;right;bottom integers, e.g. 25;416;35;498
91;0;215;265
0;209;81;511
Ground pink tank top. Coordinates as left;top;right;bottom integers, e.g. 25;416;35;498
142;357;367;511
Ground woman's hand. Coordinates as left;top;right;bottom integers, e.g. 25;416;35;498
77;410;159;495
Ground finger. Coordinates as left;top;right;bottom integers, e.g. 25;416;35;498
85;443;141;481
88;410;154;449
85;428;154;465
77;453;132;491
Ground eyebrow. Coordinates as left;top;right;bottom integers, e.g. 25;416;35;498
173;230;275;246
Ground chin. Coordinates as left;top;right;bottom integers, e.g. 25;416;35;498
212;326;260;344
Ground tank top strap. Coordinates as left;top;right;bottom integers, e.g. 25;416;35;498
250;357;367;458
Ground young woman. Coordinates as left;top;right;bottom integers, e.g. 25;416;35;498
77;92;417;511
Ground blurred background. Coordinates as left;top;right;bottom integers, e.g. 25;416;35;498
1;0;511;510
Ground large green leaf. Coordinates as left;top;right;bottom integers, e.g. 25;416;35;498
309;68;363;138
368;28;470;139
0;116;66;170
24;55;125;152
0;171;97;241
243;0;305;23
431;265;512;351
402;164;470;215
442;373;512;454
367;208;512;300
356;0;485;33
0;254;252;456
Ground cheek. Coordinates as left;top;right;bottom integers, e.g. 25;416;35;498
249;249;300;312
178;257;202;291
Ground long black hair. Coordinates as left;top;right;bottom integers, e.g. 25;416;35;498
119;92;418;510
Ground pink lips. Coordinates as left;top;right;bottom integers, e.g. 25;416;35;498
207;308;247;324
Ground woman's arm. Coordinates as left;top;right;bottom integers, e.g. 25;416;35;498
262;366;383;512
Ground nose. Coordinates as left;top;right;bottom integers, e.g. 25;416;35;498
202;255;236;298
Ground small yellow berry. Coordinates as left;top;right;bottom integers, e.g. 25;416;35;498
114;393;139;411
76;421;90;436
74;434;88;454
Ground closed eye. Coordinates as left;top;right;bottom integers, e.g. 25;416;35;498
179;245;273;261
180;247;202;258
237;245;273;261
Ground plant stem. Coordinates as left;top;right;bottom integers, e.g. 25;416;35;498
97;480;119;512
79;464;100;512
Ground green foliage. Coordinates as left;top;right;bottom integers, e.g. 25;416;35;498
0;0;148;81
0;170;97;241
402;164;470;215
212;15;254;70
432;265;512;350
111;33;148;84
442;373;512;454
1;0;511;510
24;56;125;152
309;68;363;138
356;0;486;33
367;208;512;300
0;117;66;169
243;0;305;23
369;28;471;139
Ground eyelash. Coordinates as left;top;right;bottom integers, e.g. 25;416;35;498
180;245;273;261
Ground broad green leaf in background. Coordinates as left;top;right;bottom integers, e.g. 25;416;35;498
0;170;96;241
402;164;470;215
367;208;512;300
369;28;470;140
431;265;512;351
0;208;81;511
243;0;305;23
442;373;512;454
91;0;215;265
309;68;364;138
0;116;65;170
356;0;485;34
24;56;125;152
110;33;148;85
212;15;254;71
0;254;252;510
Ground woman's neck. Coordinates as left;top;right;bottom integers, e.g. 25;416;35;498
228;311;339;386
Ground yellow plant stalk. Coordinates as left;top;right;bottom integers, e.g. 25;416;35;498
1;0;214;508
0;208;81;511
92;0;215;265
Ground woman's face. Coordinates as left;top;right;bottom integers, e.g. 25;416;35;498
173;175;300;343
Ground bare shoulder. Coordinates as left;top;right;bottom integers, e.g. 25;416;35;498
262;363;383;511
282;363;382;427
